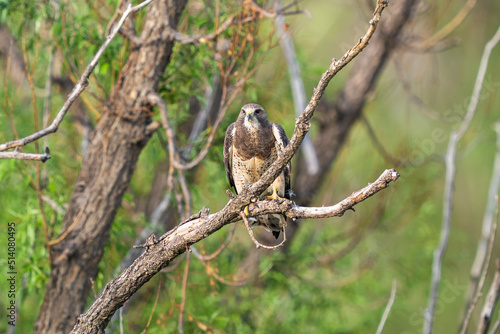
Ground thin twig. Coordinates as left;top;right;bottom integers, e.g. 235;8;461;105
246;169;399;220
490;312;500;334
376;280;397;334
192;249;273;286
43;0;60;149
0;150;51;161
41;195;66;215
415;0;476;52
178;251;190;334
241;212;287;250
190;224;236;261
119;306;124;334
140;280;161;334
362;116;403;167
183;75;220;157
276;0;319;175
69;2;390;330
461;198;498;334
463;123;500;318
248;0;388;199
477;260;500;334
168;1;303;45
0;0;154;153
423;25;500;334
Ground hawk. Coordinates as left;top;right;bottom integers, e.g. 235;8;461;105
223;103;291;239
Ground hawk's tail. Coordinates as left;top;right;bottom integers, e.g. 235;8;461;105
255;214;286;239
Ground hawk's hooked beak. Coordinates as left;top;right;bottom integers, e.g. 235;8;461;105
246;110;254;120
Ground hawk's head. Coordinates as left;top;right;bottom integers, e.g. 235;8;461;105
239;103;269;130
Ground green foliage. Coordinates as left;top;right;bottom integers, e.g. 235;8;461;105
2;0;500;333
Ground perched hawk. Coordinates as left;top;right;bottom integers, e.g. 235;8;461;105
223;103;291;239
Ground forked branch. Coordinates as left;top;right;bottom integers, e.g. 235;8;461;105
71;167;397;333
70;2;390;332
0;0;154;155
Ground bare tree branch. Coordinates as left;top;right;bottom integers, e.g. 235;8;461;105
362;116;404;167
69;2;390;331
246;169;399;220
490;313;500;334
71;167;397;333
34;1;188;332
376;280;397;334
191;224;236;261
291;0;416;210
167;1;304;44
178;251;190;334
461;197;498;334
41;195;66;216
462;122;500;318
413;0;476;52
477;260;500;334
0;0;154;154
423;25;500;334
276;0;319;175
0;149;51;162
241;212;287;249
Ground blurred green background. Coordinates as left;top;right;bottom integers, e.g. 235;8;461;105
1;0;500;333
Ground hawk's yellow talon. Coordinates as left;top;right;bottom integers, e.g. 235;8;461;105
244;205;250;216
265;187;280;201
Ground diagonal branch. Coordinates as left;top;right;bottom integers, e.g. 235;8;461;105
167;1;304;44
0;149;51;162
462;122;500;321
69;2;389;332
71;167;397;333
246;0;388;201
0;0;154;154
476;260;500;334
276;0;319;175
423;25;500;334
376;280;398;334
460;197;498;334
241;211;288;250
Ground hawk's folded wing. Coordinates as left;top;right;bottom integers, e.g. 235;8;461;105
272;123;292;200
223;123;236;192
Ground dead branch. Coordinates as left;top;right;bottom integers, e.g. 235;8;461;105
476;260;500;334
178;251;190;334
423;25;500;334
69;2;389;332
70;167;397;333
191;224;236;261
461;198;498;334
246;169;399;220
490;315;500;334
167;1;304;44
414;0;476;52
462;123;500;319
0;149;51;162
276;0;319;175
376;280;397;334
0;0;154;155
241;212;287;250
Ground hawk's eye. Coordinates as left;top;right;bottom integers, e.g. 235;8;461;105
255;109;261;114
241;109;245;114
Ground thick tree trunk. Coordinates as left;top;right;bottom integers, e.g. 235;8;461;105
0;24;25;86
34;1;187;333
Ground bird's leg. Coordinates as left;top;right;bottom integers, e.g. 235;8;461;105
265;186;280;201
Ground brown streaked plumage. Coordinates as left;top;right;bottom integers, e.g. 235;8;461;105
223;103;291;239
